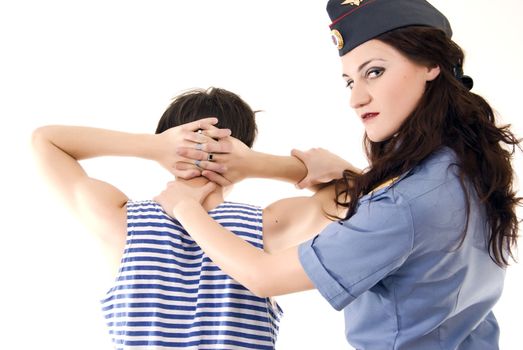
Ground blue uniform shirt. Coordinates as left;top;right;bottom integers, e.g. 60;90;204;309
299;147;505;349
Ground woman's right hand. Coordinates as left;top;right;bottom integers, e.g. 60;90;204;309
154;180;217;218
291;148;359;189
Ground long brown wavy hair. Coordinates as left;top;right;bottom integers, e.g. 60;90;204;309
335;26;522;267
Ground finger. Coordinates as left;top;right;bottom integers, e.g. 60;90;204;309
296;177;312;190
215;138;232;153
173;168;201;179
175;160;224;173
183;132;223;146
201;160;225;172
180;117;219;132
196;159;226;172
176;147;229;169
176;147;207;161
291;148;307;161
202;138;232;153
181;134;234;155
206;128;231;139
175;161;199;171
201;170;233;187
183;129;231;144
198;119;222;130
202;181;217;197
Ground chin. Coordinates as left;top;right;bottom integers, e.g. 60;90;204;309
366;130;396;143
366;134;386;143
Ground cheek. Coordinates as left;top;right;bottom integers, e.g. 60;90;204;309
385;74;425;120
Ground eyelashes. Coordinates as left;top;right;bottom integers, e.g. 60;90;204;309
345;67;385;89
367;67;385;79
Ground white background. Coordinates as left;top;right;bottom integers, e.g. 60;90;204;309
1;1;521;349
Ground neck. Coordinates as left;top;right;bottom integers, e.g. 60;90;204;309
175;177;226;211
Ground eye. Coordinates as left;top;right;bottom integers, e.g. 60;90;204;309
345;79;354;90
366;67;385;79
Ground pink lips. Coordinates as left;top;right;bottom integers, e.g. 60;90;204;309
361;112;379;122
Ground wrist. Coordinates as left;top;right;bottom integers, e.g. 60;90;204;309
249;151;268;178
253;152;307;183
172;198;199;218
137;133;162;160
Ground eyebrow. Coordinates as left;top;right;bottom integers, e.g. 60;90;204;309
342;58;386;79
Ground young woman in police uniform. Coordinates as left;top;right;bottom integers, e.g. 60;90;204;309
155;1;521;348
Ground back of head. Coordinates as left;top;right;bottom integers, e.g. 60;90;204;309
155;87;257;147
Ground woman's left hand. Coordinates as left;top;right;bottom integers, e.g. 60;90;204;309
291;147;360;189
154;180;217;217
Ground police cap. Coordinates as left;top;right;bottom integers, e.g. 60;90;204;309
327;0;452;56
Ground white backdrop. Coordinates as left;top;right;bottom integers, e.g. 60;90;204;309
1;1;521;349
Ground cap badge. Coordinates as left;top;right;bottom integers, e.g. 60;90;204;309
331;29;344;50
341;0;362;6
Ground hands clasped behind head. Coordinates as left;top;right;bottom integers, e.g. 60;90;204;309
175;127;232;175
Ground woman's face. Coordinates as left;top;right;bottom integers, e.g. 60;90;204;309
341;39;440;142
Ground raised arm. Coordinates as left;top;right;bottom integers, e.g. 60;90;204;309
32;126;136;238
31;118;227;240
176;136;309;186
176;136;361;190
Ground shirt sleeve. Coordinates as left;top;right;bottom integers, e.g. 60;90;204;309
298;191;414;310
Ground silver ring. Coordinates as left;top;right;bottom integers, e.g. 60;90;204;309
195;143;203;151
195;160;202;168
207;153;214;162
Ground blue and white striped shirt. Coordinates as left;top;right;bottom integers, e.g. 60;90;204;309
101;200;282;350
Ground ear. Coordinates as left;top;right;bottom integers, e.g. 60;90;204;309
425;65;441;82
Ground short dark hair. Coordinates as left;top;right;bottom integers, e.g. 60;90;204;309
155;87;257;147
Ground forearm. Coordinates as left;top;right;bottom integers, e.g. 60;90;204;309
250;151;307;184
33;125;158;161
172;199;309;297
174;199;269;293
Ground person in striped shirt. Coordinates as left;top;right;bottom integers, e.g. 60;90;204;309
32;87;343;349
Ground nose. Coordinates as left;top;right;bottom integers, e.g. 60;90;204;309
350;82;371;109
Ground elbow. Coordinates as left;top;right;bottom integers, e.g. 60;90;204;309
31;126;51;149
246;282;272;299
242;266;277;298
248;284;269;298
31;127;43;146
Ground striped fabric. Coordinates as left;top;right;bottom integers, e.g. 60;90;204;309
101;200;282;350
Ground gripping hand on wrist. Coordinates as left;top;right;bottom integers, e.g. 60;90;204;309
291;148;359;189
